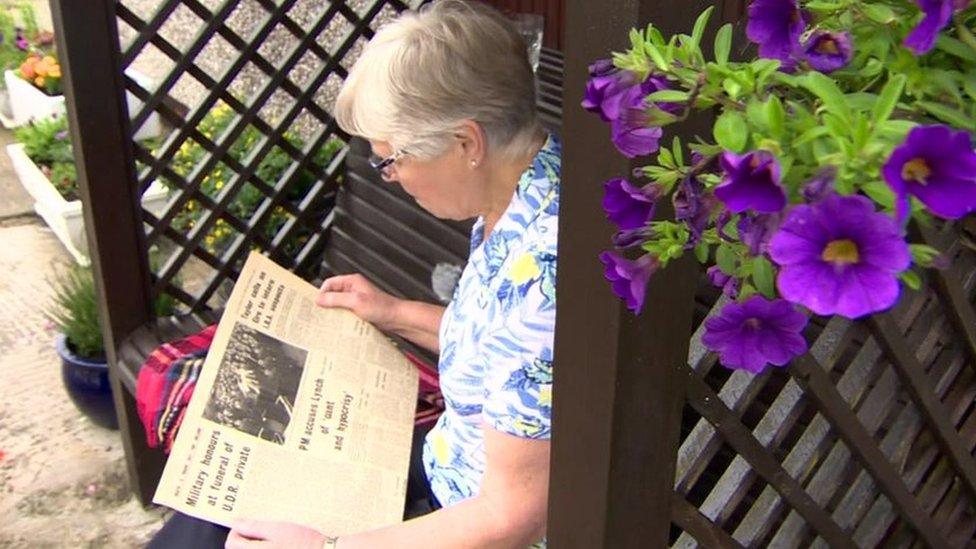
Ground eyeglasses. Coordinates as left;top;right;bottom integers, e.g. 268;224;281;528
368;149;407;181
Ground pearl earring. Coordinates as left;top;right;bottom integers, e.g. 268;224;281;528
470;160;478;167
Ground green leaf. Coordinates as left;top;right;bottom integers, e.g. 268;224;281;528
795;125;831;146
862;3;896;24
694;242;710;263
876;119;917;139
658;147;676;169
714;23;733;65
646;89;689;102
765;96;786;138
672;136;685;167
714;111;749;153
691;6;714;50
909;244;942;266
899;270;922;291
805;1;845;11
715;244;737;275
862;181;896;209
800;72;851;121
723;77;743;99
644;41;670;71
917;101;975;130
936;35;976;62
872;74;906;127
752;257;776;299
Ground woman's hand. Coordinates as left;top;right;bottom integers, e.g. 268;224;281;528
226;519;333;549
316;273;401;331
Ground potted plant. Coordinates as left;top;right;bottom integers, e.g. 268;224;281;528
586;0;974;373
6;115;170;264
47;264;114;429
47;264;177;429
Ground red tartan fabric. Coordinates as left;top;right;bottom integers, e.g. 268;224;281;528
135;324;445;453
135;325;217;451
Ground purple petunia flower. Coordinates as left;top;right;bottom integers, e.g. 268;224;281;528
674;176;717;245
609;77;672;158
703;295;809;373
746;0;807;69
612;226;654;249
715;150;788;214
582;60;667;123
14;29;28;51
599;251;659;314
803;30;853;73
707;265;740;298
801;166;837;203
603;178;660;230
582;59;635;122
738;212;783;256
769;194;912;318
882;125;976;222
904;0;955;55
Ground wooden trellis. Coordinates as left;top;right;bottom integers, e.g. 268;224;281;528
116;0;421;313
53;0;976;546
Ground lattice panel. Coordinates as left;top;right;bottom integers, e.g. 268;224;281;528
113;0;421;312
669;220;976;548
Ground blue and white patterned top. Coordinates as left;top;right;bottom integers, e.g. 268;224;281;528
423;134;560;516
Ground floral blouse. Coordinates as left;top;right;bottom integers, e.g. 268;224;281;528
423;134;560;520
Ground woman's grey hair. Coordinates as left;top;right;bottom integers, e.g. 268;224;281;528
334;0;540;161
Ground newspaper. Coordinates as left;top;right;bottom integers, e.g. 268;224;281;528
153;252;420;535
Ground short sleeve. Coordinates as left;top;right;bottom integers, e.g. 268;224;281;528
481;250;556;439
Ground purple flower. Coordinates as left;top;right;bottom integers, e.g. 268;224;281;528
716;151;787;214
674;176;716;244
769;194;911;319
599;251;659;314
738;212;783;256
904;0;955;55
707;265;740;298
703;295;809;373
803;31;853;73
882;125;976;222
582;60;667;123
801;166;837;203
612;226;654;249
609;77;670;158
746;0;807;68
54;130;69;141
603;178;660;230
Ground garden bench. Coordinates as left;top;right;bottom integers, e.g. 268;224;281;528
113;48;564;506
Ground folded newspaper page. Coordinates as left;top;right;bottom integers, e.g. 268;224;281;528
154;252;420;535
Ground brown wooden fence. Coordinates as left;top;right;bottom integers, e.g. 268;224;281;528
53;0;976;546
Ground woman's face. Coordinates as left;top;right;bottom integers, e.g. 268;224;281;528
369;138;483;221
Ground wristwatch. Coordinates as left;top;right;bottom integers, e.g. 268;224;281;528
322;535;340;548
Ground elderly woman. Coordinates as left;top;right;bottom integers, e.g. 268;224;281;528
150;1;558;547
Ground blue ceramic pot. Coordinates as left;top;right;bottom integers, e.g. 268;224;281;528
55;333;118;430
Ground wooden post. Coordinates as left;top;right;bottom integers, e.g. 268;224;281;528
549;0;732;546
49;0;159;504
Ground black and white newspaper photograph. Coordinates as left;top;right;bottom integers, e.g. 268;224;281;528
202;322;308;445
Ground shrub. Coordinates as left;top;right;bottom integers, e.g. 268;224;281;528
165;102;344;257
14;115;76;200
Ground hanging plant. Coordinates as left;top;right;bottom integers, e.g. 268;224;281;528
586;0;975;373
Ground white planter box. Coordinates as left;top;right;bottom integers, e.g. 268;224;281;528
2;69;163;140
6;143;170;265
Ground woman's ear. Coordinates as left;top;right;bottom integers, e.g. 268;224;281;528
456;120;486;167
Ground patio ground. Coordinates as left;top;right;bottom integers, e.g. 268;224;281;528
0;126;168;547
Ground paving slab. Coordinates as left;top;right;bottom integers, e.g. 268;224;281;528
0;127;34;219
0;223;168;548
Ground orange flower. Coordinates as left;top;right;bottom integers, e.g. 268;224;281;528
48;65;61;78
19;57;38;79
35;76;45;87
